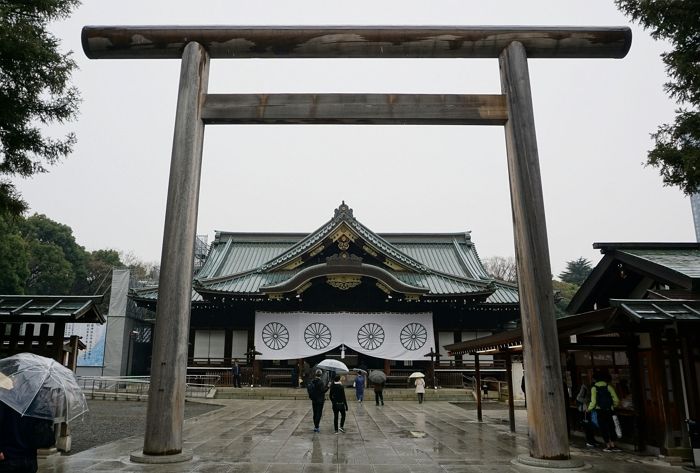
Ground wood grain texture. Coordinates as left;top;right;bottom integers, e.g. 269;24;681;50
499;41;570;460
82;26;631;59
142;41;209;457
202;94;507;125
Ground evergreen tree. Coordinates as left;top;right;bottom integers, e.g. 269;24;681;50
558;257;593;286
615;1;700;194
0;214;29;293
0;0;81;215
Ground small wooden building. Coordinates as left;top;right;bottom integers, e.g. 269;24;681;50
446;242;700;458
0;295;105;369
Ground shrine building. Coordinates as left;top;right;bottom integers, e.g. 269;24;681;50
131;203;519;385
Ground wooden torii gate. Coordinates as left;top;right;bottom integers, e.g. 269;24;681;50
82;26;631;466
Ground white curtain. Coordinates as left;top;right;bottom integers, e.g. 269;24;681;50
231;330;248;360
255;311;434;360
194;330;225;359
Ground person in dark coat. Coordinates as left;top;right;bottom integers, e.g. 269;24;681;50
0;400;54;473
373;381;385;406
329;375;349;433
231;361;242;388
309;369;330;433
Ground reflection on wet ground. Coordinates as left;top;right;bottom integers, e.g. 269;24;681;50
40;399;685;472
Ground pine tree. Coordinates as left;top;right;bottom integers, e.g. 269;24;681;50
558;258;593;286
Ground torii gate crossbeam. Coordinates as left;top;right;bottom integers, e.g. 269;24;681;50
82;26;630;467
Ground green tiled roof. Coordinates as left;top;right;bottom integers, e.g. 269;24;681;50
621;248;700;280
133;203;519;304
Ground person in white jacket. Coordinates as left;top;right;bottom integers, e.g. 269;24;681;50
415;377;426;404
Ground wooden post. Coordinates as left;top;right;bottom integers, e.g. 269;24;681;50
136;41;209;461
505;352;515;433
627;339;646;451
499;41;570;460
474;353;483;422
52;322;65;362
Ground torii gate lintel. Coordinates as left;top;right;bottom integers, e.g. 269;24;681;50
82;26;631;466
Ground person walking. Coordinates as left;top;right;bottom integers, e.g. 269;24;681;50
354;372;365;403
329;375;348;434
231;361;242;388
308;369;329;433
414;376;426;404
373;381;385;406
576;382;598;447
587;370;621;452
0;400;54;473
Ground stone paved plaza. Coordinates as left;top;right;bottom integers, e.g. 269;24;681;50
40;399;686;472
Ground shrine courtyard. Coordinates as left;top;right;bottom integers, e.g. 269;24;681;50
38;399;685;472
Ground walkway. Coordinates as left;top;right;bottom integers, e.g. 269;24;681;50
40;399;685;472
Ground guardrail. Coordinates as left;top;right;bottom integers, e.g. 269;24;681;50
76;375;220;400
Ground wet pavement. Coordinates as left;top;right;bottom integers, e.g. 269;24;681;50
39;399;686;472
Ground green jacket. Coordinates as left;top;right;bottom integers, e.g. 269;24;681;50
587;381;619;411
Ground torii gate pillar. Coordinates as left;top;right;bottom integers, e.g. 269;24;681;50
130;41;209;463
82;25;631;467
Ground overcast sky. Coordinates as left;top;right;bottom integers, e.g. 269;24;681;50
17;1;693;277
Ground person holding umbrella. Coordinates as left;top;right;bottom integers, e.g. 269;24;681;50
368;371;386;406
0;398;54;473
354;370;365;403
308;369;330;433
329;375;348;434
0;353;89;472
412;373;426;404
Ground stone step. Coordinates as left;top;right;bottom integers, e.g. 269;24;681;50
213;387;475;401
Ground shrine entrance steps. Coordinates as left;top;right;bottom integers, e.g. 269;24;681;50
214;387;477;401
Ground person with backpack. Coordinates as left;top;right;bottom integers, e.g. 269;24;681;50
587;370;621;452
308;369;330;433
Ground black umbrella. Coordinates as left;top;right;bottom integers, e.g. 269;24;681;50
368;370;387;384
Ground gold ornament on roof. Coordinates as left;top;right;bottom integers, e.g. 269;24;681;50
327;275;361;290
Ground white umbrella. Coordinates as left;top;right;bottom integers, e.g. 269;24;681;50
408;372;425;379
316;359;349;374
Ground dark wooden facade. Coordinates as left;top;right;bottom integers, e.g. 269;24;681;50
447;243;700;457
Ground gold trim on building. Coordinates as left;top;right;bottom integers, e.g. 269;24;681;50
327;275;362;291
376;282;391;295
384;259;404;271
297;282;312;294
283;257;303;270
362;245;378;257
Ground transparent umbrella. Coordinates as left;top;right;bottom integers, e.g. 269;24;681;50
408;372;425;379
0;353;88;422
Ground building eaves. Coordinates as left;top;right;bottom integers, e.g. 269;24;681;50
0;295;105;324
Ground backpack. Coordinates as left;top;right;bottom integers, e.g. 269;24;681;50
595;383;613;410
306;381;315;400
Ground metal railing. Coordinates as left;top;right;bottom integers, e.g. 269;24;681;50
77;375;220;399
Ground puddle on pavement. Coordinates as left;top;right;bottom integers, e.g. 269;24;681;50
409;431;427;438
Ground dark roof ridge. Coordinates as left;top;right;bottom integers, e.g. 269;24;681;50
594;242;700;253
